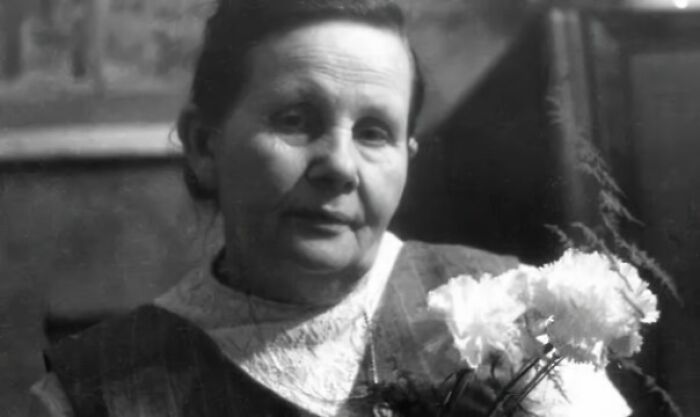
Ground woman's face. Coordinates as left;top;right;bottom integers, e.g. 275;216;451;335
209;20;414;304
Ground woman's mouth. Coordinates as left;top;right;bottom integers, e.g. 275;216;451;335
283;208;358;233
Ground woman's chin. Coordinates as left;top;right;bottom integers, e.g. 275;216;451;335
280;235;367;276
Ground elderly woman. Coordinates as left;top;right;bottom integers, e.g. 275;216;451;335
31;1;631;416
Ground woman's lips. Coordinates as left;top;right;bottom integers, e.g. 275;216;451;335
283;208;359;231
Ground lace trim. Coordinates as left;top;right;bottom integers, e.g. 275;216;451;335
155;232;403;416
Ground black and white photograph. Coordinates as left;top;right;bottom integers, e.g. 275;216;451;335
1;0;699;416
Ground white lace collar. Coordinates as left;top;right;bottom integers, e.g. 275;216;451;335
154;232;404;417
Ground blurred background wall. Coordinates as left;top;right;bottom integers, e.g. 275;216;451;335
1;1;212;414
2;0;700;416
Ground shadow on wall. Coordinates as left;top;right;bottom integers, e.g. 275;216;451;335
394;12;563;264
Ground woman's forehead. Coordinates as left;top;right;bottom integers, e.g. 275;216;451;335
243;20;413;99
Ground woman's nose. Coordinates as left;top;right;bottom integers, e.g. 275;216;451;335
305;129;360;193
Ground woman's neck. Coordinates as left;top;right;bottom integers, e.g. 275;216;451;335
214;249;370;308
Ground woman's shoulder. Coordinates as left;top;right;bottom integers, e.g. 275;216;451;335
394;240;520;289
43;305;302;417
29;373;75;417
45;305;203;376
43;305;213;416
34;306;194;417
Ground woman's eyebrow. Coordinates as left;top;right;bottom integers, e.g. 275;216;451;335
263;77;407;122
276;78;329;98
254;79;326;106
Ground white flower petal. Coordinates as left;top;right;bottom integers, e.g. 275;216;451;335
529;250;659;366
427;273;529;368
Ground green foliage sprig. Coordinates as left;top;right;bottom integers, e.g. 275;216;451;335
547;84;684;416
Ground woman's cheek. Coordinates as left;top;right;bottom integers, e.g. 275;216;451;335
362;151;408;225
263;138;308;186
213;136;287;207
246;134;308;197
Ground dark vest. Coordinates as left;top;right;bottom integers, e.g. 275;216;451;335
45;241;517;417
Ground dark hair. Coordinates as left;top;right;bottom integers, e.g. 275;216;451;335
179;0;425;201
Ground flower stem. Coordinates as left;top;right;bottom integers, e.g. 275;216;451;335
485;343;554;417
437;368;473;417
508;355;563;412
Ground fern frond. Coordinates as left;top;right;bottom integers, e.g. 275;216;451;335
599;190;641;225
544;224;574;250
616;358;685;417
570;222;611;254
617;240;682;304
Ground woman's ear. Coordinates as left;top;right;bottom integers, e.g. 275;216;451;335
178;105;219;194
408;137;419;159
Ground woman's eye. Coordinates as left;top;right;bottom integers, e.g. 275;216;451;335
271;106;317;134
355;124;392;145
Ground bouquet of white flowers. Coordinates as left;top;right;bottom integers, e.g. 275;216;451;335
427;249;659;417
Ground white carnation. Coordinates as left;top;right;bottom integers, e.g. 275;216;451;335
528;250;659;366
427;271;529;368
